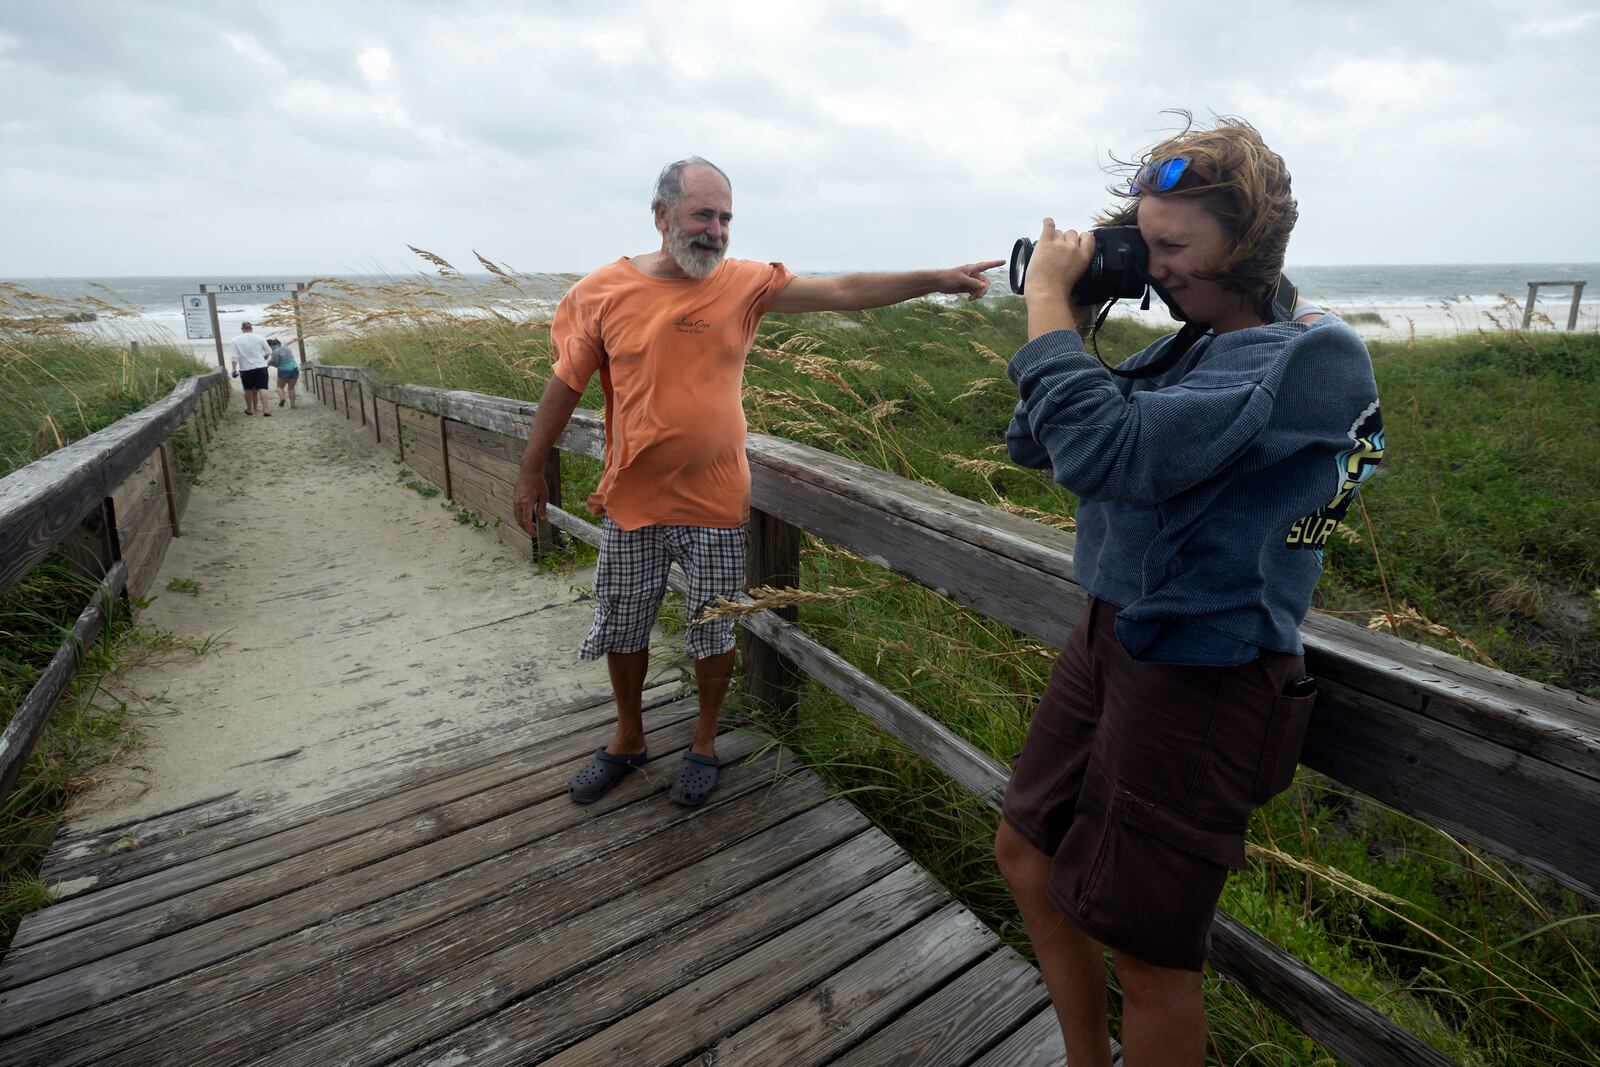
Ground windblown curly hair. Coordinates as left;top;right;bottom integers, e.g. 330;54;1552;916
1100;113;1298;321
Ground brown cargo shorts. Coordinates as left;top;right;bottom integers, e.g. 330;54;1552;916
1002;598;1314;971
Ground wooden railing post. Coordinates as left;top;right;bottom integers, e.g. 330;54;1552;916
740;507;802;722
156;442;181;538
439;416;453;500
535;449;561;558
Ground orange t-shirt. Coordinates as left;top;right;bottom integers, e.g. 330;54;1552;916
550;256;796;531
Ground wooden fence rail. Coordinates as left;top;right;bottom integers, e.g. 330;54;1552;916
330;363;1600;1061
0;370;229;805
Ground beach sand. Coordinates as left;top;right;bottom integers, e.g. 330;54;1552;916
54;388;684;861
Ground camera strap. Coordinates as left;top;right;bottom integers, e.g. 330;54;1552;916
1096;274;1210;380
1097;272;1298;380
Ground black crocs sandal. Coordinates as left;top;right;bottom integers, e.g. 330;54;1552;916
669;751;722;808
568;747;648;804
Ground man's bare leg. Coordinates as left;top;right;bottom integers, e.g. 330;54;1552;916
995;821;1115;1067
605;649;651;755
690;649;735;758
1113;951;1205;1065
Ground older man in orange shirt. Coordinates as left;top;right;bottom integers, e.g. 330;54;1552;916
515;156;1000;807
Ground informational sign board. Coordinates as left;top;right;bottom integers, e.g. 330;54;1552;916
182;294;213;339
203;282;297;294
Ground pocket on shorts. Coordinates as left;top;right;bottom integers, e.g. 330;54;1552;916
1077;783;1245;970
1251;693;1316;804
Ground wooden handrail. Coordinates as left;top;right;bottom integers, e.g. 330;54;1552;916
0;562;128;804
0;371;228;600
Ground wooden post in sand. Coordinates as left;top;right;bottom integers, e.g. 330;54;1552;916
201;288;224;370
1523;280;1588;331
292;285;308;363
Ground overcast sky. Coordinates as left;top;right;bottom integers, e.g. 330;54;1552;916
3;0;1597;277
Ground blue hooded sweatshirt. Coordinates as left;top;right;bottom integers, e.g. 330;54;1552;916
1007;315;1384;664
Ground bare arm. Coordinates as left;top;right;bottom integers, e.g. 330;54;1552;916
513;375;585;535
767;260;1005;313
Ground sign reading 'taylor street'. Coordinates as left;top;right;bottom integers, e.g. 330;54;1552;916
202;282;299;294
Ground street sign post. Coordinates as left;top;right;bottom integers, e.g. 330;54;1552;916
198;281;307;369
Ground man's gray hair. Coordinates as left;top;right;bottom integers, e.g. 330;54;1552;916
651;156;731;214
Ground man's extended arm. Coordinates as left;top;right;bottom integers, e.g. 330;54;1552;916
513;375;585;536
767;261;1004;313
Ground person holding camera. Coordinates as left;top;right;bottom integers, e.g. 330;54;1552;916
996;116;1384;1065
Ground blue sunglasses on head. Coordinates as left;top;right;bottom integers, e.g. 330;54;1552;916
1130;157;1191;194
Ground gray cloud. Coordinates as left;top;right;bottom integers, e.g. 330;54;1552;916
2;0;1596;275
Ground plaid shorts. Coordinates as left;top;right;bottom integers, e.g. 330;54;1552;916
578;518;749;661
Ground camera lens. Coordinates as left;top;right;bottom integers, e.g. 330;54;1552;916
1009;238;1033;295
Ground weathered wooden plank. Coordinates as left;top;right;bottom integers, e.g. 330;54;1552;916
214;748;816;1067
0;710;707;990
445;454;515;512
382;845;929;1067
1304;675;1600;902
0;373;224;598
13;752;843;1067
0;562;127;805
37;793;252;888
30;686;664;894
529;867;949;1067
372;398;401;453
308;365;605;458
109;450;160;519
706;904;996;1065
1301;610;1600;778
4;694;691;964
750;455;1088;649
404;445;446;487
12;684;678;931
396;414;442;448
968;1005;1071;1067
122;520;171;602
445;444;521;503
829;947;1052;1067
441;418;527;468
0;724;765;1036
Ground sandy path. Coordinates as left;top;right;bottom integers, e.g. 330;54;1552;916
67;389;682;833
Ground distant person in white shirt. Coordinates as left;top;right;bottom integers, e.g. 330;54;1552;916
230;321;273;416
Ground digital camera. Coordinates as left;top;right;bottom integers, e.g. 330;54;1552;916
1008;226;1148;304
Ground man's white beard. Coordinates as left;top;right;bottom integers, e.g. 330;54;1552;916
667;222;726;279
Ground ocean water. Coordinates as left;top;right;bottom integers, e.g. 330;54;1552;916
5;264;1597;348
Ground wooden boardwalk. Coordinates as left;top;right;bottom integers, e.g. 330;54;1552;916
0;687;1063;1066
